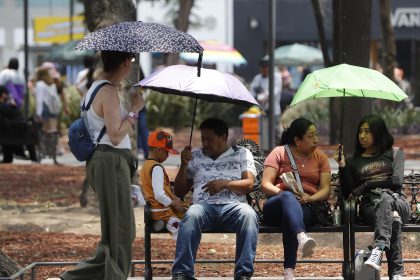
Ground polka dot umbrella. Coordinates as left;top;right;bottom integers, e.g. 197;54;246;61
75;21;204;76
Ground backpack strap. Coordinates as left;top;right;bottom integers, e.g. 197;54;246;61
81;81;111;144
82;81;110;111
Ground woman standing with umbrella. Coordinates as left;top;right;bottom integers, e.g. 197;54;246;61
335;115;410;280
60;50;144;280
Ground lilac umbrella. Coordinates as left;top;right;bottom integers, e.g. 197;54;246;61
134;65;259;143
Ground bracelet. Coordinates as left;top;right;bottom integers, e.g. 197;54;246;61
125;116;136;127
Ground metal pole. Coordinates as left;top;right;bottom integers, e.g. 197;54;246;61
70;0;74;41
268;0;276;150
23;0;29;118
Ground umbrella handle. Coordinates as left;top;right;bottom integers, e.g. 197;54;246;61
339;90;345;142
189;98;198;146
197;53;203;77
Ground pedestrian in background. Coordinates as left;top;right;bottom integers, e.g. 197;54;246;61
250;59;282;139
34;67;61;164
0;57;25;109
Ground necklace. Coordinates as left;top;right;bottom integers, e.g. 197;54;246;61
298;156;309;167
291;147;311;167
294;153;311;167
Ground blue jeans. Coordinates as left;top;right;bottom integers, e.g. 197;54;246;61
172;202;259;278
263;191;314;269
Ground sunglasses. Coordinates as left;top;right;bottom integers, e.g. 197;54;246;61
157;132;173;147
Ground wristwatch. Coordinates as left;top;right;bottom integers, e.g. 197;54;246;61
128;112;139;119
126;112;138;127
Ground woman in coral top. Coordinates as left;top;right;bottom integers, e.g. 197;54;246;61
261;117;331;280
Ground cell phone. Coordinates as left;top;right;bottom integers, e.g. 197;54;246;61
338;144;343;161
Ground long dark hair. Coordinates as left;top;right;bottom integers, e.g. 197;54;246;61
83;55;96;89
280;117;315;146
100;50;134;73
354;114;394;156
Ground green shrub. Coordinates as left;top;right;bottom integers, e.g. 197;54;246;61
145;91;248;131
372;106;420;134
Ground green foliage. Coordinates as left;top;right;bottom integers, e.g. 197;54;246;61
145;91;247;131
163;0;201;28
281;99;330;127
372;105;420;134
61;86;83;127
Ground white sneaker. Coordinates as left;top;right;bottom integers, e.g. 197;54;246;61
297;233;316;258
392;275;403;280
166;217;181;241
364;247;383;271
283;268;295;280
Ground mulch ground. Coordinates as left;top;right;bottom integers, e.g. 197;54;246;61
1;229;420;279
1;133;420;279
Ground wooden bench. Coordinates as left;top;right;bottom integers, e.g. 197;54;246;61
142;140;420;280
143;201;352;280
142;141;352;280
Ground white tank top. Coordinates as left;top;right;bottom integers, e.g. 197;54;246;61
85;79;131;149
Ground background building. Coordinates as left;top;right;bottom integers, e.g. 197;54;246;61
0;0;84;78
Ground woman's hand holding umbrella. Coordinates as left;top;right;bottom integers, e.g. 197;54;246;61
334;144;346;168
130;90;145;113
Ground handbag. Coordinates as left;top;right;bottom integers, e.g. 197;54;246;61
284;145;332;226
68;81;110;161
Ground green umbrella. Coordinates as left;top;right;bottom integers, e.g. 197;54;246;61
263;43;323;66
290;63;408;140
45;41;94;64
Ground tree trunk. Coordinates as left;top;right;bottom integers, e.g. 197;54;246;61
311;0;332;67
329;0;343;145
379;0;396;81
413;41;420;107
330;0;372;155
82;0;136;32
166;0;195;66
0;251;21;277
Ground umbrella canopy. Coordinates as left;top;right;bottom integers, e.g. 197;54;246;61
75;21;204;75
75;21;203;54
290;63;408;141
135;65;258;107
45;40;94;64
263;43;323;66
134;65;259;144
180;40;247;66
290;63;408;106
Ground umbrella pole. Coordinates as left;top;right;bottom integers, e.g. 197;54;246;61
189;98;198;146
339;89;346;142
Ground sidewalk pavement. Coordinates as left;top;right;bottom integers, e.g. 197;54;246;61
47;277;420;280
13;152;420;173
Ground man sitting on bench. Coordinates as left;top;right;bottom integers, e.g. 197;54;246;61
171;118;259;280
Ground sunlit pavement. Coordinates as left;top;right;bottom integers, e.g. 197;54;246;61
47;277;420;280
12;152;420;174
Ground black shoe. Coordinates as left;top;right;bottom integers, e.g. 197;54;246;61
234;272;253;280
172;272;197;280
